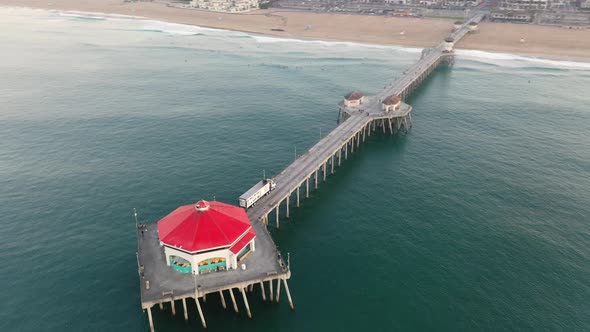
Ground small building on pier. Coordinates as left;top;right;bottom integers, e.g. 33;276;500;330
454;21;464;29
344;91;364;107
382;95;401;112
444;37;455;52
157;200;256;275
468;21;479;32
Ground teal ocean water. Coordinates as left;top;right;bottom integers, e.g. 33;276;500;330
1;7;590;331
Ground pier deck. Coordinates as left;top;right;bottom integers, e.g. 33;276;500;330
136;14;484;331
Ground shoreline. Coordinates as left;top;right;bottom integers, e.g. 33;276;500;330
2;0;590;63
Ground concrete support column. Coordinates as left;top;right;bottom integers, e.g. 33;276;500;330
283;279;295;311
338;149;342;166
147;306;155;332
351;137;355;153
345;143;348;160
229;288;239;313
269;279;274;301
260;281;266;301
331;155;335;174
196;297;207;329
182;298;188;320
276;277;282;303
323;163;327;182
296;186;300;207
220;290;227;309
286;195;290;219
314;170;318;189
241;288;252;319
357;132;360;147
382;120;386;134
171;299;175;316
306;178;309;198
276;204;280;229
159;303;163;310
203;293;206;303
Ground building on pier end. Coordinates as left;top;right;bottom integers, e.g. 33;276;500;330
157;200;256;275
344;91;364;107
382;95;402;112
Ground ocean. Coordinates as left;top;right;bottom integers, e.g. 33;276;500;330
1;7;589;331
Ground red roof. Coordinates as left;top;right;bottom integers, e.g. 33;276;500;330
229;228;256;254
157;200;254;252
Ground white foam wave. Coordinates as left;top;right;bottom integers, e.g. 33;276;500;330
251;35;422;53
55;10;141;20
139;20;239;36
456;49;590;70
58;12;105;20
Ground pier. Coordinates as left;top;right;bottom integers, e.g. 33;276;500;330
136;14;484;331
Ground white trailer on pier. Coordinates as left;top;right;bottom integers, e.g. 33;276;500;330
239;179;276;209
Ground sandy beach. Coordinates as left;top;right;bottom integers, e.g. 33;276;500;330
2;0;590;61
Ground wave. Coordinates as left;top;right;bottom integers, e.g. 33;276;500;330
137;20;239;36
57;12;106;20
251;35;422;53
456;49;590;70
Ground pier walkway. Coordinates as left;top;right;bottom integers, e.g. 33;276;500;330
136;14;484;331
247;14;484;227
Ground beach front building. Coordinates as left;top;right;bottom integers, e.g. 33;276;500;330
491;10;534;22
382;95;401;112
191;0;259;12
157;200;256;275
344;91;364;107
499;0;549;10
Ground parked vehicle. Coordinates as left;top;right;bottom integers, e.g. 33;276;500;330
239;179;276;209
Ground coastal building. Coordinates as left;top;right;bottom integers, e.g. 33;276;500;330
191;0;259;12
454;20;464;29
382;95;401;112
491;10;534;23
157;199;256;275
344;91;364;107
499;0;548;10
468;21;479;31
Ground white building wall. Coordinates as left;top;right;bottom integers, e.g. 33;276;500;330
164;246;232;274
191;0;259;12
163;237;257;274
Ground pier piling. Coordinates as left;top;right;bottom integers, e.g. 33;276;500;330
147;307;155;332
283;279;295;311
196;297;207;329
229;288;239;313
220;290;227;309
241;288;252;319
276;277;281;303
260;281;266;301
182;298;188;320
269;279;273;301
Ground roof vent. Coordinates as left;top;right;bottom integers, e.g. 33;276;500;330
195;200;210;212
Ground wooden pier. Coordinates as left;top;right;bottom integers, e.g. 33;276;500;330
136;14;484;331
